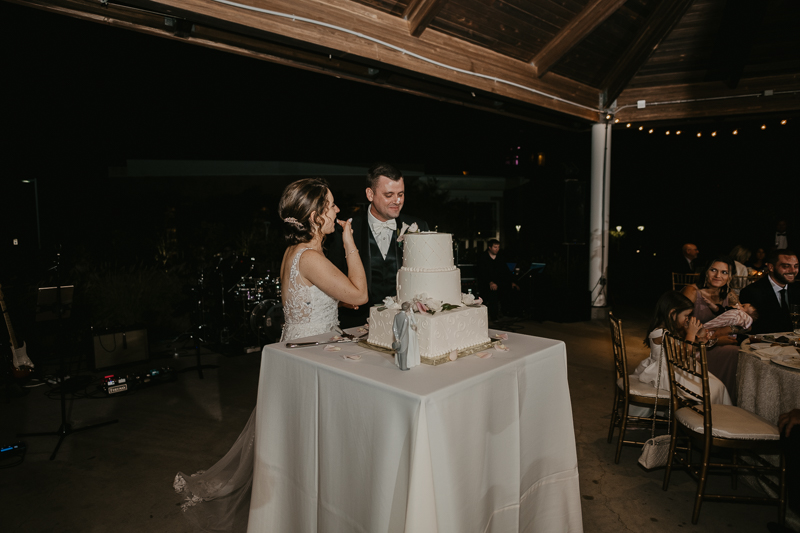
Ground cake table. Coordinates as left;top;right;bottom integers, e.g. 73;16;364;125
247;330;584;533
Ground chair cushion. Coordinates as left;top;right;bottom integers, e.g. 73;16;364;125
675;405;779;440
617;376;669;398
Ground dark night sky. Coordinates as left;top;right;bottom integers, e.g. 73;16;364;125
2;2;799;303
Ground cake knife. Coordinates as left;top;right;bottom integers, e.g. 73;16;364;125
286;333;367;348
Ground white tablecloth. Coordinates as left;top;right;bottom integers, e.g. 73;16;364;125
247;330;583;533
737;339;800;425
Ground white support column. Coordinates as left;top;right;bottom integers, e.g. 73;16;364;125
589;122;612;308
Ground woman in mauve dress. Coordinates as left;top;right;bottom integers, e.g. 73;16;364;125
681;256;742;403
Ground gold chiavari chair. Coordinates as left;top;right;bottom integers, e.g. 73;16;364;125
730;274;758;295
607;313;666;464
661;331;786;525
671;272;699;291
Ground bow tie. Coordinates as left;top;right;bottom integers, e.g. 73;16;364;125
373;219;397;232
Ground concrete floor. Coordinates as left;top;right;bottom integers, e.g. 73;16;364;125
1;307;794;532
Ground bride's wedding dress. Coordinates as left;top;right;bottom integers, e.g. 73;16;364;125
174;247;338;532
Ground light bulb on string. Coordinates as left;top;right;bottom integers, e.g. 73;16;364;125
761;124;766;130
676;130;681;135
626;123;631;128
648;129;653;134
639;126;643;131
781;119;787;125
733;130;738;135
712;131;717;137
697;132;702;137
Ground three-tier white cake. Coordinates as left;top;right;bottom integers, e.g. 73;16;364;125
367;232;490;362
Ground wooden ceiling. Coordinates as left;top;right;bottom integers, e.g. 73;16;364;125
8;0;800;129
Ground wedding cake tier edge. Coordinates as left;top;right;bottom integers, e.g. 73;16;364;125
367;305;490;361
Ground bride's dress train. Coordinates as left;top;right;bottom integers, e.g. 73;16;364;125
173;248;338;532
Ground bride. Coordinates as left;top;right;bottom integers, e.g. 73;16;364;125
174;178;367;532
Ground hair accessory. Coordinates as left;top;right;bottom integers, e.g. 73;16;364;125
284;217;304;229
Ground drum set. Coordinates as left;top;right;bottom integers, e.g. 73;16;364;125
190;253;285;347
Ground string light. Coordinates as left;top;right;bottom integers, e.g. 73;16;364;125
614;118;619;123
635;119;791;138
626;123;631;128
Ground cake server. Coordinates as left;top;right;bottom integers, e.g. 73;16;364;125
286;333;367;349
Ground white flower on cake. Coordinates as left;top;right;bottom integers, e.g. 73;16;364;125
382;296;401;310
396;222;419;243
462;293;483;306
422;297;443;313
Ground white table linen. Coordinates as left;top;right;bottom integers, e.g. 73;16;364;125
247;330;583;533
738;339;800;425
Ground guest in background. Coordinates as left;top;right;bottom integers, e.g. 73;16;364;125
477;239;520;321
673;243;699;274
681;257;741;403
772;219;790;250
746;247;768;274
739;249;799;334
729;245;752;295
630;291;731;418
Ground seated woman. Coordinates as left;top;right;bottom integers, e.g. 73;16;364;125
631;291;732;417
746;247;767;274
681;256;742;403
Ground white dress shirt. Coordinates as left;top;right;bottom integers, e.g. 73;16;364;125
367;207;396;259
774;232;788;250
768;274;788;307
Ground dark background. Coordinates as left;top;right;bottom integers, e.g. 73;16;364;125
2;2;798;340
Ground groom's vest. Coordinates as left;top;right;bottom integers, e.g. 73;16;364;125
368;229;399;307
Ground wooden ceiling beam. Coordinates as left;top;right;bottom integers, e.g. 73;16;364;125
614;75;800;122
403;0;449;38
5;0;600;128
54;0;601;120
531;0;627;78
600;0;694;109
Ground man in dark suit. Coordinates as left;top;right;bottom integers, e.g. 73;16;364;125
328;163;428;328
476;239;520;321
739;249;798;334
672;243;699;274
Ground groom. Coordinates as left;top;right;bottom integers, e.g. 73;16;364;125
329;163;429;328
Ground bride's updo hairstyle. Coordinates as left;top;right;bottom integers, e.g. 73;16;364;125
279;178;331;245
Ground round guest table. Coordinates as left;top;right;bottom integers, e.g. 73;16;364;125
737;338;800;424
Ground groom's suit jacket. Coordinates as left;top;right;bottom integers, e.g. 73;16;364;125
328;209;428;328
739;275;798;334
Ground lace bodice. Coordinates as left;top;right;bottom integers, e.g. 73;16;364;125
280;247;339;342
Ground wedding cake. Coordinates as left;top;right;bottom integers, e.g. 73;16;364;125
367;232;490;363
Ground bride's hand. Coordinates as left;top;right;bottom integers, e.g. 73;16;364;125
337;218;358;250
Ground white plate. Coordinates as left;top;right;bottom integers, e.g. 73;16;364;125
770;353;800;371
